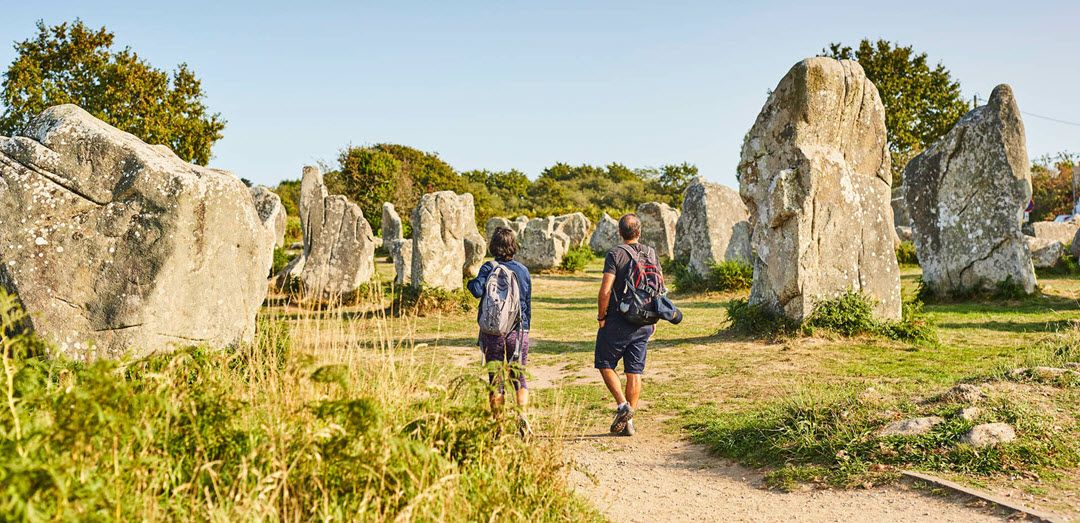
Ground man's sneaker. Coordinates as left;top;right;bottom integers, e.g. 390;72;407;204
609;404;634;435
619;419;636;437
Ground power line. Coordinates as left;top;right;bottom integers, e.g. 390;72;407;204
1021;111;1080;127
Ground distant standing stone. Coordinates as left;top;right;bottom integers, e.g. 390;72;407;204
518;217;571;271
1026;236;1064;269
410;191;468;290
284;166;377;299
554;212;592;249
738;57;901;321
674;177;751;276
250;185;288;248
458;193;487;277
485;216;513;243
382;202;404;242
590;213;622;255
637;202;679;261
904;85;1035;297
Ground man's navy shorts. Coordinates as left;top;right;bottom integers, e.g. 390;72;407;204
594;317;654;374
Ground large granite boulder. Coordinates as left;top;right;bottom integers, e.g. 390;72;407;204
250;186;287;248
458;193;487;277
382;202;403;242
284;166;377;299
1026;236;1064;269
637;202;679;260
0;104;274;360
519;217;571;271
410;191;467;290
674;178;751;276
590;213;622;254
891;186;911;227
1030;220;1079;245
738;57;901;321
554;212;592;248
904;85;1035;297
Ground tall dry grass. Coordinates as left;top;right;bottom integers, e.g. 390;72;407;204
0;282;599;521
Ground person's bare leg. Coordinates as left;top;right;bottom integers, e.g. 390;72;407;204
516;387;529;407
625;373;642;409
599;368;627;406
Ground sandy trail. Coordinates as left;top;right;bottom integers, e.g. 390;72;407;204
566;417;1008;522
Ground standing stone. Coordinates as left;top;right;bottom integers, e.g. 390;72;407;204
410;191;467;290
891;186;911;227
382;202;403;242
554;212;592;249
250;186;287;248
1072;227;1080;259
518;217;571;271
904;85;1035;297
458;193;487;277
1030;220;1079;245
485;216;513;243
285;166;377;299
674;178;751;276
0;105;274;360
1026;236;1064;269
637;202;679;261
389;239;412;285
590;213;622;254
739;57;901;321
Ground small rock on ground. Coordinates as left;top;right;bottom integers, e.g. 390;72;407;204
880;416;944;437
962;423;1016;447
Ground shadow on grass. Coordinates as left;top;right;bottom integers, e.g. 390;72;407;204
934;318;1078;334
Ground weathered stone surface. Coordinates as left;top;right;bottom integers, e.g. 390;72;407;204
1026;236;1064;268
895;226;913;243
389;239;412;285
1072;227;1080;259
519;217;571;271
959;407;981;422
674;178;751;276
410;191;467;290
250;185;287;248
961;423;1016;447
637;202;679;260
553;212;591;249
590;213;622;254
458;193;486;277
880;416;944;437
285;166;376;298
904;85;1035;297
738;57;901;321
382;202;403;242
939;383;985;404
1031;220;1079;245
0;104;273;360
485;216;513;243
891;186;911;227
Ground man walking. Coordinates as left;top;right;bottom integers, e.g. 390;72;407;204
595;213;660;436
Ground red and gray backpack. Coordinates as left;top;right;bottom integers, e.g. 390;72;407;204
616;244;665;326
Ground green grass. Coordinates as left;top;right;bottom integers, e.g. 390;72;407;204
665;258;753;294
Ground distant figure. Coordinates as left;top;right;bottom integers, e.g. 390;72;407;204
594;214;663;436
467;227;533;436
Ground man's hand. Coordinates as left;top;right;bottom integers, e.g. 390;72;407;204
598;318;606;329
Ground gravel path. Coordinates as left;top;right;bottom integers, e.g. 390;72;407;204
567;417;1009;522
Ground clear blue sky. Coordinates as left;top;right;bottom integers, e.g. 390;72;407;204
2;0;1078;188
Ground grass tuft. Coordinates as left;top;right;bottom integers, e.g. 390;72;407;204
560;246;595;273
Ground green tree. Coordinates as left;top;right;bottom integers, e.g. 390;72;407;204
1030;152;1079;222
1;20;225;165
825;40;969;184
337;148;401;233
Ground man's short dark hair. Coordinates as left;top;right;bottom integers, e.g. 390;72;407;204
489;227;518;260
618;214;641;241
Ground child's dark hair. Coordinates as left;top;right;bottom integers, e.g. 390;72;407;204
489;227;518;260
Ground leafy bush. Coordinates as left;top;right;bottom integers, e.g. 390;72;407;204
685;386;1080;490
895;241;918;266
726;291;935;343
560;246;594;273
271;246;293;275
284;216;302;244
666;258;753;294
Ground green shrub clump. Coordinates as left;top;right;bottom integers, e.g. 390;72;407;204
895;241;918;266
560;246;594;273
391;285;475;316
725;291;935;343
666;258;753;293
271;246;293;275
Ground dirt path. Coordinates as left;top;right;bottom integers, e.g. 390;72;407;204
565;418;1008;522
